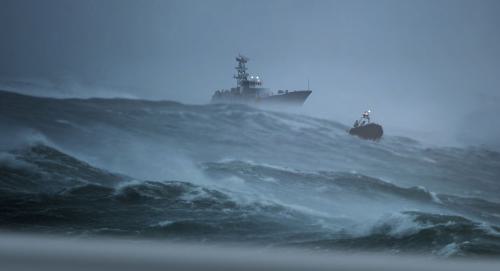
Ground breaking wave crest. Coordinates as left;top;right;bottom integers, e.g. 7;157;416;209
1;90;500;257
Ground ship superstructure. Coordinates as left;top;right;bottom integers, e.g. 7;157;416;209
211;55;311;106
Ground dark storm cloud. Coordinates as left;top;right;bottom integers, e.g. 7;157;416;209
1;0;499;147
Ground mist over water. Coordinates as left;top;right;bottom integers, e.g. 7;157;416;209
1;90;499;257
1;0;500;265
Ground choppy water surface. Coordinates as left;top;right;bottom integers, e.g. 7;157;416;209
1;90;499;257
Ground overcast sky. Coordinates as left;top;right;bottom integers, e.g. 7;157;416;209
1;0;499;147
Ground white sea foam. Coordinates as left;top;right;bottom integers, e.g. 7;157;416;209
152;220;175;227
369;212;424;238
436;242;460;257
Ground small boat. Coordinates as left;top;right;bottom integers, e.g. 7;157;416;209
348;110;383;140
349;123;383;140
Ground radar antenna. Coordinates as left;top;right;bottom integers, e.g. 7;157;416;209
234;54;249;87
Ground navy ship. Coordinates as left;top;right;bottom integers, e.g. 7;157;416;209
211;55;312;106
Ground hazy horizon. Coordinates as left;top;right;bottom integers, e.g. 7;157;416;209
1;0;499;148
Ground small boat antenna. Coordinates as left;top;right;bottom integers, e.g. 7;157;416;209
307;79;310;91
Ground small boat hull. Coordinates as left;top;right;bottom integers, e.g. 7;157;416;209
349;123;383;140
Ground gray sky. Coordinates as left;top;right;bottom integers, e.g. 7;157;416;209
1;0;499;147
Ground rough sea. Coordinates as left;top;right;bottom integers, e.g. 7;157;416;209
1;90;500;258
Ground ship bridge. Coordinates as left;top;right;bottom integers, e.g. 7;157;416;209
244;75;262;88
234;55;270;96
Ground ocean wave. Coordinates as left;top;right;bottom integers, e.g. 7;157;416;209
295;211;500;257
1;91;500;256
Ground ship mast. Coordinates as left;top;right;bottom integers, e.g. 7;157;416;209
234;54;249;87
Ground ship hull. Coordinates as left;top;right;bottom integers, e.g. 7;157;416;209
211;90;312;106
